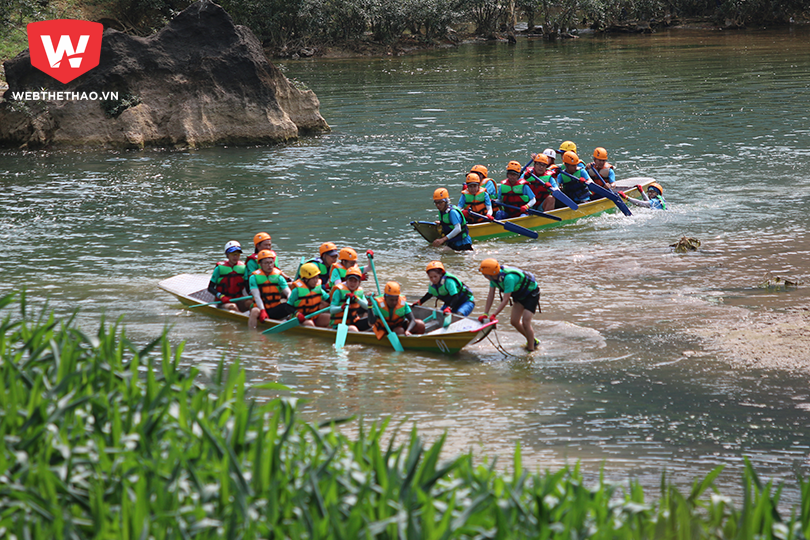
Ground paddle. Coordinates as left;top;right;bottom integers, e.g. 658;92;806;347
261;306;332;335
189;295;251;308
334;299;351;349
524;170;579;210
442;310;452;328
492;199;562;221
559;170;632;217
369;296;404;351
366;251;381;296
468;210;539;239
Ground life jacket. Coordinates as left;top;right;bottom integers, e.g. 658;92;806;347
547;164;561;180
587;162;614;187
439;205;469;237
499;179;531;217
460;190;488;217
214;260;247;297
327;262;352;299
290;279;325;315
372;295;408;340
330;284;366;327
558;169;590;203
480;177;498;199
428;273;473;304
245;253;260;275
251;268;285;309
492;266;538;301
650;195;667;210
523;170;554;201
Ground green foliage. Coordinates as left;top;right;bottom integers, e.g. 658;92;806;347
461;0;507;36
112;0;195;35
2;291;810;539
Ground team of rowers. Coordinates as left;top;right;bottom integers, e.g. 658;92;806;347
431;141;667;251
207;235;544;351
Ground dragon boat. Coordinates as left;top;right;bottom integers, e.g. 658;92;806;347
158;274;498;355
411;177;656;243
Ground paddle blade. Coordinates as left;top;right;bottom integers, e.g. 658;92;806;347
335;324;349;349
442;312;452;327
387;330;405;352
501;220;539;239
262;318;299;335
551;189;579;210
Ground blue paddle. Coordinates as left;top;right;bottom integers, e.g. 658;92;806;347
189;295;251;308
559;170;632;216
524;170;579;210
334;299;350;349
468;210;539;239
492;199;562;221
369;296;405;352
262;306;331;335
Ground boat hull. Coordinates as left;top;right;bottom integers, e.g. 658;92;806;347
412;177;655;243
158;274;496;355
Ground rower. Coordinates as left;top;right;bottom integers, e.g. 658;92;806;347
288;263;331;327
521;153;559;212
556;141;585;170
457;173;493;223
478;258;540;352
586;147;616;190
327;247;371;292
468;164;498;200
557;151;591;206
495;161;535;219
207;240;251;313
247;249;294;328
298;241;339;289
369;281;425;337
245;232;292;282
432;188;474;251
543;148;561;179
329;267;371;332
618;182;667;210
413;261;475;317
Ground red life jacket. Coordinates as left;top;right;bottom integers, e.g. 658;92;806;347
499;178;531;217
215;260;247;297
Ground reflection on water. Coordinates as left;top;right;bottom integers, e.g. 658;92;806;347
2;27;810;503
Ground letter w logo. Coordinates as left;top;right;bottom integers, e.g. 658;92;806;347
28;20;103;84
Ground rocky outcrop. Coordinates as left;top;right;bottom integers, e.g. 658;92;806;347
0;0;329;149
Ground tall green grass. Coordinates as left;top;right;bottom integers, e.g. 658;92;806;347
1;291;809;539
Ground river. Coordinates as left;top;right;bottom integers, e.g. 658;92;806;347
1;27;809;502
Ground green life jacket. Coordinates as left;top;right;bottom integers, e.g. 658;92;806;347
428;273;474;304
439;205;469;237
492;266;538;300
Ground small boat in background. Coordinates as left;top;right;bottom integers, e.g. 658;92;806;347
411;177;657;243
159;274;497;355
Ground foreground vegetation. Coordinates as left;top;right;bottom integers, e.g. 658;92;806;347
1;291;810;539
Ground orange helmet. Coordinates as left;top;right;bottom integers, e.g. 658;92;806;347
425;260;446;274
470;164;488;178
593;147;608;160
345;267;363;280
479;258;501;276
257;249;277;261
465;173;480;185
384;282;401;296
533;153;549;165
338;247;358;261
648;182;664;195
433;187;450;201
506;160;522;173
253;232;271;246
559;140;577;154
319;242;338;256
563;151;580;166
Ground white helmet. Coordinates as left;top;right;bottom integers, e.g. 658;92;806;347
224;240;242;253
542;148;556;160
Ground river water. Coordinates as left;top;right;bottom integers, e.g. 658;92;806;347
2;27;809;502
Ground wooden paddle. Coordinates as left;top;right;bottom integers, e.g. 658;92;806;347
524;170;579;210
189;295;251;308
559;170;632;216
468;210;539;239
261;306;331;335
334;299;351;349
369;296;404;352
492;199;562;221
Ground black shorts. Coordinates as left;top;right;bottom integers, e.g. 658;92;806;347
265;304;295;320
514;289;540;314
354;317;371;331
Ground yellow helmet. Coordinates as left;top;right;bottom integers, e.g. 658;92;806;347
593;147;608;160
479;258;501;276
470;164;488;178
384;282;401;296
319;242;337;256
425;260;446;274
338;247;358;261
257;249;277;261
299;263;320;280
506;160;522;173
533;153;549;165
648;182;664;196
465;173;480;185
345;267;363;280
559;140;577;153
433;187;450;201
253;232;271;246
563;151;580;166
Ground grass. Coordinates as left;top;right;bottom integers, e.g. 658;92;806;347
1;289;810;539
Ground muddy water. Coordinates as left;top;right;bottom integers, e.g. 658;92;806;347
2;27;809;501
